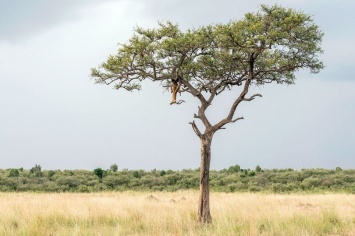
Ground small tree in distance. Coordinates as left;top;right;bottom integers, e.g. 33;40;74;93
110;164;118;172
228;164;241;173
94;168;104;179
91;5;323;223
30;164;41;173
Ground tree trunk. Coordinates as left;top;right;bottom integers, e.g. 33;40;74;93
198;135;212;223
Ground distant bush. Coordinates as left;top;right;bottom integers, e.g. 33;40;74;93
0;165;353;193
8;169;20;178
94;168;104;179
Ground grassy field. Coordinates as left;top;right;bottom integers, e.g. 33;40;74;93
0;191;354;236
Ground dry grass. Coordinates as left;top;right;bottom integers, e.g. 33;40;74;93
0;191;354;235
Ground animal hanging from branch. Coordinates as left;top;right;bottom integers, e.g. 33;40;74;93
170;68;185;105
170;75;181;105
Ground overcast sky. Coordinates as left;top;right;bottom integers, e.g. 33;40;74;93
0;0;354;171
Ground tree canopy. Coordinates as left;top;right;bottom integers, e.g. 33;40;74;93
91;4;323;133
92;5;322;92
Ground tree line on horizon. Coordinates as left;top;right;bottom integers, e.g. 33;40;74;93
0;164;353;193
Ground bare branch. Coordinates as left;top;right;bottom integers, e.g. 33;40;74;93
243;93;262;101
232;117;244;122
198;104;212;128
226;76;252;120
194;114;201;119
211;116;244;132
189;121;202;138
207;88;217;104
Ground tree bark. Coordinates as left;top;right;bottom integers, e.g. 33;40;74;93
198;135;213;223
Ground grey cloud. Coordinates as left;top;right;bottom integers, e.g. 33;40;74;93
136;0;324;27
0;0;115;42
0;0;354;170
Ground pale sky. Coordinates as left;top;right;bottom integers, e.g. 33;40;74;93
0;0;354;171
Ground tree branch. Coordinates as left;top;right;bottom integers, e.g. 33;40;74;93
232;117;244;122
180;78;208;105
243;93;262;101
189;121;202;138
194;114;201;119
197;105;212;128
226;76;252;120
207;88;217;104
210;53;257;132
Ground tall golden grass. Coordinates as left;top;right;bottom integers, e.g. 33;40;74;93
0;191;354;235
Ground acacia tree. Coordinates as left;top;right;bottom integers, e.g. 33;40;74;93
91;5;323;223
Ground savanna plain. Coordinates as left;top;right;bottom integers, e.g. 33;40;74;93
0;191;355;236
0;191;354;236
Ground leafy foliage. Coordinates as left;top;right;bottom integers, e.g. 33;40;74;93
110;164;118;172
93;168;105;179
0;166;353;193
91;5;323;95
